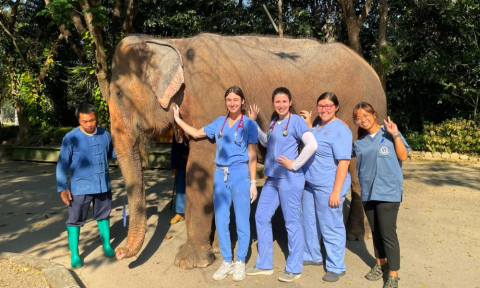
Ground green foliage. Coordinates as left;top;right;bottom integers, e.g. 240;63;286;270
38;0;76;29
422;119;480;155
404;131;426;151
46;126;75;143
83;6;109;26
93;86;109;126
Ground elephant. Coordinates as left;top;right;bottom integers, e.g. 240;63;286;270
108;33;385;269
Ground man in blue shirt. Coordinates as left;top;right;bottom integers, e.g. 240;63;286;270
56;104;116;268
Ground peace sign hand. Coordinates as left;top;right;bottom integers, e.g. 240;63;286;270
383;116;399;136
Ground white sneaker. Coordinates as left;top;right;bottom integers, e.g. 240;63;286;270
212;261;234;281
232;261;246;281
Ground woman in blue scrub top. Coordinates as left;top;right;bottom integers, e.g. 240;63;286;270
173;86;258;282
352;102;409;288
300;92;352;283
246;87;317;283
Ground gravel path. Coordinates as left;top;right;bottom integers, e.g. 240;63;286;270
0;259;48;288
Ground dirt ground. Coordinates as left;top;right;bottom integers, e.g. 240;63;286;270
0;160;479;288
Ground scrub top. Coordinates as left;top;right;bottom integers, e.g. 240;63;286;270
204;115;258;166
352;126;410;202
304;119;352;191
264;114;310;178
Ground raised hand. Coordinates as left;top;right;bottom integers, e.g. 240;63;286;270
173;104;182;123
383;116;399;136
248;104;260;121
299;110;313;128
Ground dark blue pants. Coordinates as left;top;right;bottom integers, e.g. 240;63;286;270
66;191;112;227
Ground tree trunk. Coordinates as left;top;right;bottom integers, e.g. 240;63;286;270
278;0;283;37
112;0;122;41
376;0;388;92
39;34;65;84
78;0;111;101
122;0;134;36
339;0;374;57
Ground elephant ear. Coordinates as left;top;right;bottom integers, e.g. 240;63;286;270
144;40;184;109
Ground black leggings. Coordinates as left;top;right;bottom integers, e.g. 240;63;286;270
363;201;401;271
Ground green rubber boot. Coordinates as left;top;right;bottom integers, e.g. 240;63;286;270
66;226;83;268
97;219;115;258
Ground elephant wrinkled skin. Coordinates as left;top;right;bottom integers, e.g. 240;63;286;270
108;33;384;269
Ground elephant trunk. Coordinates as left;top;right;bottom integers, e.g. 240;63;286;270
112;131;147;260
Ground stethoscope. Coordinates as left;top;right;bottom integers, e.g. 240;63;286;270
218;113;245;145
267;112;291;138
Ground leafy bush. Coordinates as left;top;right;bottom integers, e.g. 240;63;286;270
404;131;426;151
422;119;480;155
47;126;75;143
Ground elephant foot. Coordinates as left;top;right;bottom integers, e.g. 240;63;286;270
346;219;372;241
174;241;215;269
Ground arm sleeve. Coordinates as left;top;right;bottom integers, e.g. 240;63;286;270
257;125;268;147
291;131;317;171
333;128;353;160
247;120;258;144
56;135;72;192
203;118;218;140
107;132;116;159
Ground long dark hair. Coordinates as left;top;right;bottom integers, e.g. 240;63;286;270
224;86;246;114
353;102;378;137
271;87;296;120
317;92;339;115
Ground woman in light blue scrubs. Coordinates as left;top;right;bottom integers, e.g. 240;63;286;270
300;92;352;283
352;102;409;288
173;86;258;282
246;87;317;283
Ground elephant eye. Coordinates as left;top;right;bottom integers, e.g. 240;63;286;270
116;91;122;99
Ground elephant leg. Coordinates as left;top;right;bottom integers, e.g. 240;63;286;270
174;142;215;269
345;157;372;241
212;230;221;254
114;138;147;260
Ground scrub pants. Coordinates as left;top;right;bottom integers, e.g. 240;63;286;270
302;179;349;274
213;163;251;263
175;169;186;214
255;176;304;274
363;201;401;271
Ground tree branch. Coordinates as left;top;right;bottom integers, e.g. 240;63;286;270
0;19;29;71
357;0;374;27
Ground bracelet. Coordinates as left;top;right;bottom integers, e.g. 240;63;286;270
392;134;401;139
250;180;257;184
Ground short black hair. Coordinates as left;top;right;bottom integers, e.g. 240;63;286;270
75;104;96;119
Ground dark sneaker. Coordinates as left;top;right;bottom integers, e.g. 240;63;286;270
383;275;400;288
322;271;346;282
278;271;301;282
245;266;274;276
303;260;323;266
365;264;388;281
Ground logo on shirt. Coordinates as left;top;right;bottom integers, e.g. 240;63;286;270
379;146;389;155
323;130;331;136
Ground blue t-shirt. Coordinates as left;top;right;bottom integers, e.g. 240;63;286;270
204;115;258;166
264;114;310;178
304;119;352;192
352;126;410;202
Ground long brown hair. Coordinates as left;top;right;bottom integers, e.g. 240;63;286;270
271;87;296;120
353;102;378;137
224;86;246;114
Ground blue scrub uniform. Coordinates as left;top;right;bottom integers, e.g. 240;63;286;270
204;115;258;263
352;126;410;202
255;114;310;274
302;119;352;274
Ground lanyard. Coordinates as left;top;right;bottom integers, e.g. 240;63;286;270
218;113;245;145
267;112;291;137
